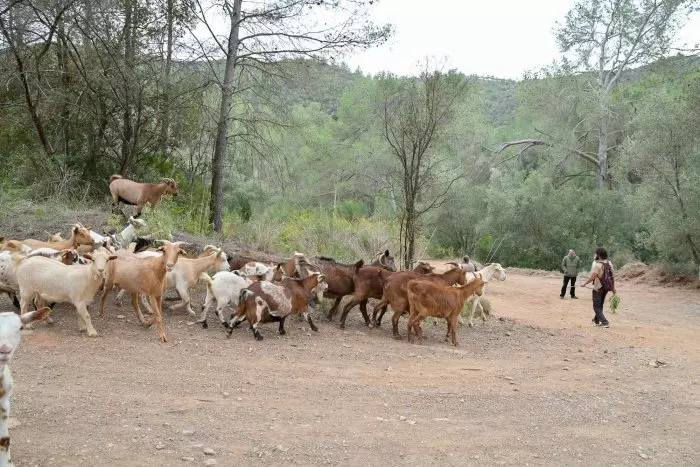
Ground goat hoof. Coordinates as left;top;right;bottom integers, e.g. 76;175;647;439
201;320;208;329
339;323;345;330
88;331;99;338
160;336;168;343
279;330;286;336
393;334;403;341
310;325;319;332
255;334;264;341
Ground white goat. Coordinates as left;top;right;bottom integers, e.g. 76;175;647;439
16;249;118;336
1;249;80;310
108;216;149;249
460;263;507;326
0;308;51;467
197;271;253;328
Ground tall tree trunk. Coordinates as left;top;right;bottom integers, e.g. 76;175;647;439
596;104;611;189
159;0;174;155
81;0;97;179
209;0;241;232
121;0;135;174
57;17;71;164
0;13;54;160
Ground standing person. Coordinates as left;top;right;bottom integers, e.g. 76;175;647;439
580;247;616;328
460;255;478;273
560;249;581;299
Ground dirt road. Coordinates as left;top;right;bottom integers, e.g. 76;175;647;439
4;268;699;466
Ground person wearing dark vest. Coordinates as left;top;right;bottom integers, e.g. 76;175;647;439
560;249;581;299
581;247;616;328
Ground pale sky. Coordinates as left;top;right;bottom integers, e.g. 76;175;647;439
343;0;700;79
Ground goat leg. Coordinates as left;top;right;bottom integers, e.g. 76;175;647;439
130;293;152;326
148;295;167;342
391;310;403;340
359;299;371;326
325;297;342;322
303;310;318;332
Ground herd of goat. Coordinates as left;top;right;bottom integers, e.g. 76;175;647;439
0;174;507;464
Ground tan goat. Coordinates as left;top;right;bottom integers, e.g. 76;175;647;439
109;174;178;217
16;248;118;336
99;240;187;342
21;224;94;251
406;277;486;346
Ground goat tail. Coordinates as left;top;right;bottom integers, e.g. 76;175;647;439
353;259;364;276
239;288;254;302
109;174;123;183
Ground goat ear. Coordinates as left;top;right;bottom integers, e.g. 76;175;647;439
108;255;118;261
384;249;390;257
83;253;94;261
178;249;188;256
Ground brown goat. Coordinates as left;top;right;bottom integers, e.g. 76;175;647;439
99;240;187;342
21;224;94;251
412;261;435;274
228;272;325;340
337;260;436;329
338;263;395;329
369;249;396;271
372;267;468;339
406;277;486;346
313;256;364;321
109;174;178;218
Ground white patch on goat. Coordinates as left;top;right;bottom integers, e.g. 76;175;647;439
240;262;269;277
260;281;292;317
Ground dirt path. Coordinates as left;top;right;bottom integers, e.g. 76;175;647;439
4;268;699;466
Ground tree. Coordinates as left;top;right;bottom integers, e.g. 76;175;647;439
193;0;392;231
620;77;700;274
379;66;467;269
501;0;696;188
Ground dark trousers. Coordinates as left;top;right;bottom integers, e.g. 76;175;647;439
560;276;577;297
592;289;609;325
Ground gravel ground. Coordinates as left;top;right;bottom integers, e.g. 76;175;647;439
1;263;698;466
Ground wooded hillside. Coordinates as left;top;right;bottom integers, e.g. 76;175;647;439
1;0;699;276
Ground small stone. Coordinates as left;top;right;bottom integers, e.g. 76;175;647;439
399;416;407;421
638;452;649;460
563;367;570;371
563;358;569;362
505;332;512;336
407;420;416;425
116;315;126;319
155;444;165;450
222;392;230;397
203;447;216;456
386;366;393;371
181;457;195;462
236;397;242;401
182;429;195;436
204;460;218;466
